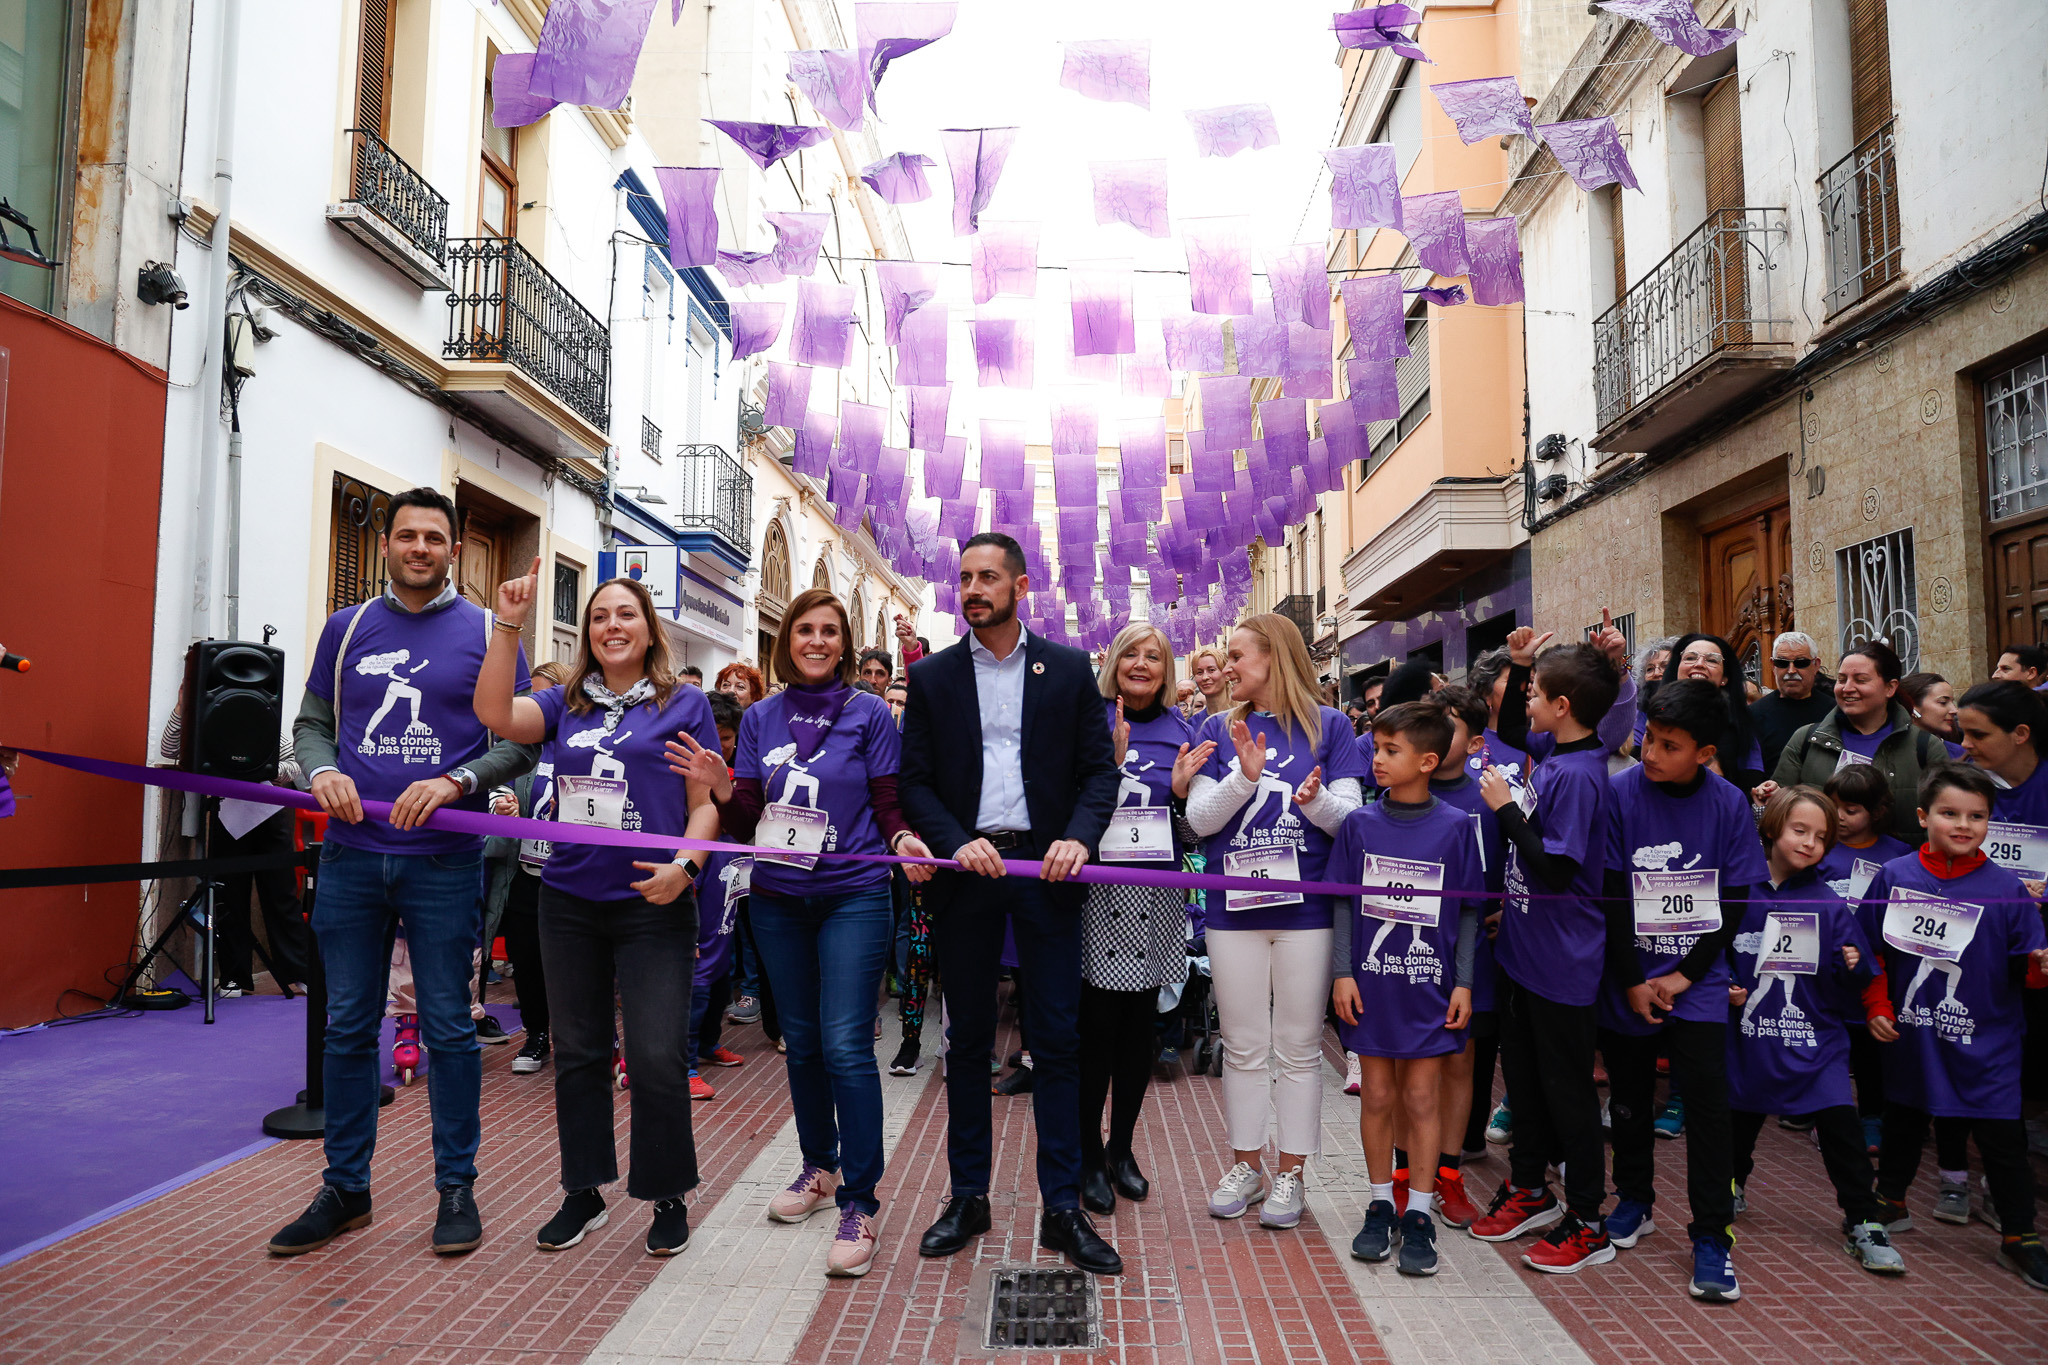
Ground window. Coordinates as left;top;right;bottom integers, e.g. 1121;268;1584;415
1835;527;1919;672
0;0;73;310
849;587;867;649
642;255;670;447
1364;311;1431;468
761;521;791;606
1986;352;2048;522
552;561;581;625
327;473;394;614
686;316;716;441
480;57;518;239
1368;60;1422;182
812;554;832;591
1586;612;1637;657
1848;0;1893;146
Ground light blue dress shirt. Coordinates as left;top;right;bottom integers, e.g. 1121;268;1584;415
970;624;1031;832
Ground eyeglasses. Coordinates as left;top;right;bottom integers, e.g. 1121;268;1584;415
1771;656;1815;670
1680;652;1724;666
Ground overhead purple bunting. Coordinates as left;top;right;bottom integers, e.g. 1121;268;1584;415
838;401;886;471
907;384;951;453
1284;322;1333;399
1430;76;1540;145
653;166;719;269
1340;275;1409;359
1596;0;1743;57
763;362;812;428
788;49;866;132
1260;399;1310;473
1092;160;1170;239
765;210;831;277
1405;283;1467;307
1187;430;1232;491
1162;312;1225;373
531;0;660;108
1266;242;1330;330
922;433;966;499
937;480;980;539
1051;397;1099;458
1060;39;1150;109
859;151;937;204
876;260;940;347
969;308;1034;389
1347;357;1401;422
1537;117;1639;191
856;2;959;111
1199;375;1254;452
872;446;910;506
978;419;1028;491
1330;6;1431;63
488;54;558;128
1052;449;1096;509
1119;418;1167;489
1305;437;1334;495
1183;103;1280;158
793;406;835;478
1466;216;1525;306
704;120;834;171
1121;338;1170;398
714;250;785;289
1402;190;1471;277
1069;261;1135;358
1230;305;1287;379
894;302;948;387
969;221;1038;303
941;127;1018;237
792;279;858;368
1324;144;1402;231
1183;217;1253;317
727;301;785;360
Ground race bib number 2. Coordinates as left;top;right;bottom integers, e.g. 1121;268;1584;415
757;802;829;869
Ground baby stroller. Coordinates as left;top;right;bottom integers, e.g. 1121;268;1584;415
1159;874;1221;1075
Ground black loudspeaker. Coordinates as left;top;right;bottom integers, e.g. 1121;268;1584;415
182;639;287;782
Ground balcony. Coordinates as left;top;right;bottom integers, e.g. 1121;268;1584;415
673;443;753;571
1591;207;1794;454
641;415;662;461
1276;594;1316;646
325;129;450;289
1819;121;1902;316
443;236;610;438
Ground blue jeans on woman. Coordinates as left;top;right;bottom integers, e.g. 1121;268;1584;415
749;883;893;1215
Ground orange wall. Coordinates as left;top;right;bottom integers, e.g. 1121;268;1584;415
0;296;166;1026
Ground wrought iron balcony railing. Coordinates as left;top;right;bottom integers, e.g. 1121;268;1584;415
1593;207;1789;431
1277;593;1316;646
641;415;662;460
343;128;449;266
675;443;753;564
1818;120;1902;316
444;237;610;432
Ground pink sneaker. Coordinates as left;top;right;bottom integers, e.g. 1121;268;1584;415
825;1208;878;1277
767;1163;841;1223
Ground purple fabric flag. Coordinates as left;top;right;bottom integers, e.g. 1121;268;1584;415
1341;275;1409;359
1324;144;1401;231
908;384;951;453
937;480;981;539
1052;449;1097;509
1306;437;1333;495
792;280;857;368
1406;283;1467;307
1161;312;1225;373
532;0;659;108
705;120;834;171
1092;160;1170;239
839;401;886;470
489;54;558;128
794;406;836;477
714;250;785;289
1062;342;1119;385
941;127;1017;236
1430;76;1540;145
763;361;813;428
922;434;966;499
1266;242;1330;330
1051;397;1099;459
1231;305;1288;379
969;308;1034;389
990;489;1034;531
894;301;948;386
1537;117;1639;191
788;49;865;132
872;446;910;506
653;167;719;269
877;260;941;346
1183;103;1280;158
1466;216;1525;306
1284;321;1333;399
978;419;1028;491
1187;429;1233;491
1331;6;1431;63
1183;217;1253;317
1119;418;1167;489
856;2;958;111
1402;190;1470;277
1121;337;1170;398
728;301;785;361
1120;485;1163;521
1183;490;1228;532
766;211;831;277
969;221;1038;303
1060;39;1150;109
1347;357;1402;421
1260;398;1309;465
1198;375;1254;453
859;151;937;204
1069;262;1135;358
1596;0;1742;57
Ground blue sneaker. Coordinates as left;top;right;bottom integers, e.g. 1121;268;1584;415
1688;1234;1740;1301
1351;1199;1398;1262
1396;1210;1439;1276
1862;1115;1882;1155
1606;1196;1655;1248
1653;1097;1686;1139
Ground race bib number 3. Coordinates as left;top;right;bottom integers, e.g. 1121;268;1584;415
1882;889;1982;963
1983;821;2048;880
557;775;628;830
1225;845;1304;912
757;802;830;869
1360;855;1444;927
1103;806;1173;863
1632;868;1722;936
1758;910;1821;975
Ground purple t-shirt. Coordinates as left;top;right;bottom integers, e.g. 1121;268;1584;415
306;595;528;856
695;848;750;988
1598;767;1771;1034
1838;721;1892;760
1497;745;1612;1006
1725;871;1874;1114
1102;699;1194;863
1991;758;2048;827
1197;706;1372;931
1468;729;1529;784
1817;835;1912;902
1858;853;2048;1119
1430;770;1506;1014
735;689;899;899
535;684;717;902
1328;799;1482;1059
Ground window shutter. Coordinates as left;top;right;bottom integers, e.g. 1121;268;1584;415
1848;0;1893;145
356;0;395;136
1702;74;1745;213
1607;184;1627;303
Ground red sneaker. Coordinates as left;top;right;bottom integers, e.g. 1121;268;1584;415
707;1045;746;1068
1469;1183;1562;1242
1523;1214;1615;1274
1392;1167;1409;1214
689;1071;716;1101
1435;1168;1478;1228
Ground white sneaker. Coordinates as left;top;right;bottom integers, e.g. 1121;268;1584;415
1259;1170;1305;1229
1208;1162;1269;1219
1343;1054;1361;1096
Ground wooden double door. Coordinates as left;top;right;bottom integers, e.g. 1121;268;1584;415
1989;520;2048;654
1701;498;1794;689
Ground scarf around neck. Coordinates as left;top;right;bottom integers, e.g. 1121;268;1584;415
784;678;853;760
581;673;656;733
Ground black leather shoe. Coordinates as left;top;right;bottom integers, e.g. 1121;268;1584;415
995;1065;1035;1096
1081;1165;1116;1215
267;1185;372;1256
432;1184;483;1255
1039;1207;1123;1276
1108;1151;1150;1202
918;1195;991;1257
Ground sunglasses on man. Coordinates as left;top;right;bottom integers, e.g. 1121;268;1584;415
1771;656;1815;670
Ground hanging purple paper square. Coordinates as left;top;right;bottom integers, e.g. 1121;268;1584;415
834;482;869;530
877;260;940;347
653;166;719;269
922;434;966;500
1060;39;1149;109
1183;216;1253;317
907;384;951;453
788;49;866;132
1051;398;1099;458
857;1;958;109
1596;0;1742;57
1122;337;1171;398
1162;312;1225;373
1261;398;1309;461
859;151;937;204
1092;159;1170;239
937;480;980;539
1231;304;1288;379
1466;217;1524;306
1183;103;1280;158
1266;242;1331;330
765;211;831;278
1402;189;1470;277
1053;449;1097;510
977;419;1027;491
1405;283;1466;307
705;120;835;171
895;301;948;387
969;308;1034;389
1430;76;1540;145
838;401;886;471
714;250;785;289
1331;6;1430;63
1198;375;1254;452
1340;275;1409;359
727;301;785;361
1305;437;1333;494
1284;321;1333;399
969;220;1038;303
991;488;1034;530
1056;504;1095;545
489;53;558;128
1069;261;1135;357
1319;398;1363;467
1324;144;1402;232
1119;418;1167;489
872;446;910;506
1348;356;1402;421
1121;485;1163;523
763;361;813;428
826;461;863;509
1537;117;1639;191
941;127;1017;236
793;280;857;368
531;0;660;108
794;406;835;478
1183;491;1227;532
1187;429;1235;493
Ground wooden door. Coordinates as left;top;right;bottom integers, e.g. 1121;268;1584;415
1701;499;1793;689
458;521;502;608
1990;520;2048;653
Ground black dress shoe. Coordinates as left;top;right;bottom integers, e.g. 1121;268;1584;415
918;1195;991;1257
1108;1151;1150;1202
1039;1207;1123;1276
432;1184;483;1255
994;1065;1035;1096
267;1184;372;1256
1080;1165;1116;1214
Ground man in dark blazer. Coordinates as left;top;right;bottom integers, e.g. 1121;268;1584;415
899;532;1123;1275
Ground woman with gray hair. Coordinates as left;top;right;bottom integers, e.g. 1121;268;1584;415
1628;637;1679;751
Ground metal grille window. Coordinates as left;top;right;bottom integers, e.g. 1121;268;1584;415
1366;313;1430;467
641;415;662;461
1586;612;1636;657
1985;352;2048;522
553;562;580;626
1835;527;1920;672
327;474;393;614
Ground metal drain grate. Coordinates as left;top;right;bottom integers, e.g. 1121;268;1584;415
984;1266;1098;1350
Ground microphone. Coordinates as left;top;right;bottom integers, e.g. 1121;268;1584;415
0;646;27;674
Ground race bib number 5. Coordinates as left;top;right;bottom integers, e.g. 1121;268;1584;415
557;775;627;830
1881;888;1983;963
1632;868;1722;936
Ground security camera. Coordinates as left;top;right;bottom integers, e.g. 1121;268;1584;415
138;261;190;309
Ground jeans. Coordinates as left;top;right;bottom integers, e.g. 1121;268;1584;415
1498;977;1604;1220
540;885;699;1201
689;971;731;1067
750;885;894;1214
313;842;485;1192
1602;1019;1733;1240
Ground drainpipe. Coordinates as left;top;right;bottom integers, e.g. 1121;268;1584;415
189;0;243;644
